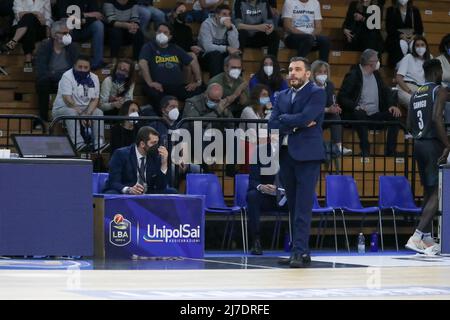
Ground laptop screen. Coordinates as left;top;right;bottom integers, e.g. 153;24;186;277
12;135;78;158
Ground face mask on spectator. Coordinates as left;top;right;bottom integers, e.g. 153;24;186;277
156;33;169;45
415;47;427;57
176;12;187;23
228;68;241;79
128;111;139;124
62;34;72;46
259;97;271;106
263;66;274;77
114;72;128;84
398;0;408;5
73;70;89;82
168;108;180;121
220;17;229;26
315;74;328;85
206;99;218;109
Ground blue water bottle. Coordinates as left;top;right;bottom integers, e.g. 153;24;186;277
370;232;379;252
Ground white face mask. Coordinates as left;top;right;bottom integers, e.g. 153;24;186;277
128;111;139;124
398;0;408;5
263;66;274;77
229;68;241;79
168;108;180;121
62;34;72;46
219;17;229;26
156;33;169;45
416;47;427;57
375;61;381;70
315;74;328;85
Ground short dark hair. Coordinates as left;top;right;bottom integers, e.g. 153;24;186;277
224;53;242;67
136;126;160;146
423;59;443;81
160;95;178;110
156;22;173;35
439;33;450;54
289;57;311;71
215;4;231;14
75;55;90;65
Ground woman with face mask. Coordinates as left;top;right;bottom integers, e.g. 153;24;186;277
99;59;136;117
396;35;432;110
436;34;450;133
311;60;352;156
249;55;288;106
110;100;141;154
386;0;424;68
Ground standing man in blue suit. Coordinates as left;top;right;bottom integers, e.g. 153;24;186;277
104;126;177;195
269;57;326;268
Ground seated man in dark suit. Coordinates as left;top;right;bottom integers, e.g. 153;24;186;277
104;126;177;195
247;146;286;255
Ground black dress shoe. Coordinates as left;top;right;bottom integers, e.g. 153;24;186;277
277;257;291;265
289;253;311;268
250;240;263;255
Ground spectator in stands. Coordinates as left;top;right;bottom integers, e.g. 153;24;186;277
103;0;144;65
311;60;352;155
52;55;105;151
1;0;52;70
249;55;288;105
99;58;136;116
57;0;105;70
188;0;223;23
198;4;240;77
437;34;450;129
110;100;140;154
104;126;177;194
146;96;180;145
342;0;385;53
396;35;432;111
169;3;203;86
139;22;203;115
35;20;79;130
233;0;280;58
385;0;423;68
207;54;249;117
282;0;330;62
240;84;272;131
268;0;281;28
137;0;166;36
337;49;402;157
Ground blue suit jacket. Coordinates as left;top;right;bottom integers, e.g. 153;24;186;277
104;145;168;193
268;82;326;162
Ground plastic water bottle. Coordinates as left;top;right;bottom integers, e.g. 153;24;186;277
357;233;365;254
370;232;379;252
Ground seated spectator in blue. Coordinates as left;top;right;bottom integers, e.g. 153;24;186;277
137;0;166;36
99;58;136;116
56;0;105;70
2;0;52;71
104;126;177;194
282;0;330;62
311;60;352;155
342;0;385;53
198;4;240;77
247;147;286;255
188;0;223;23
52;55;105;151
385;0;423;68
147;96;181;145
35;20;79;128
249;55;288;105
139;22;203;115
110;100;141;155
103;0;144;64
234;0;280;58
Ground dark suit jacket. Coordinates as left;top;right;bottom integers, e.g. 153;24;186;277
248;161;276;193
269;82;326;162
104;144;168;193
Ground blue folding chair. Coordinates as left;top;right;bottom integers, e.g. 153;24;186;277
326;175;383;252
313;194;338;252
92;173;109;194
186;174;245;252
379;175;422;251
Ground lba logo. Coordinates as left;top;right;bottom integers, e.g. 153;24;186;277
109;214;131;246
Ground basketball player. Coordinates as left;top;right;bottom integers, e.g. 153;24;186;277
406;59;450;255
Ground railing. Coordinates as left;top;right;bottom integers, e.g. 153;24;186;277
0;115;46;148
